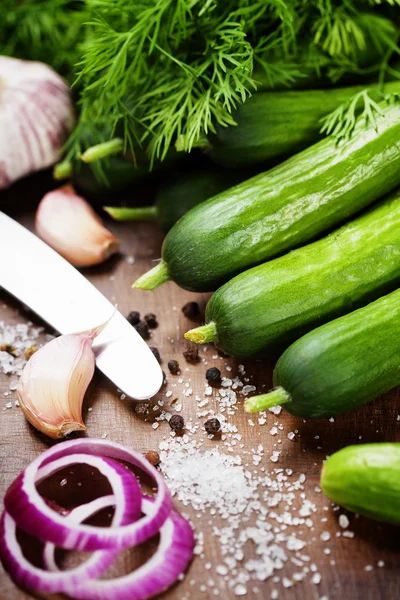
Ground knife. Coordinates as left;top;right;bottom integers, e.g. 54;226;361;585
0;212;162;400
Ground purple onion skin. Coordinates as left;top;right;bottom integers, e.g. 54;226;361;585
0;458;141;594
4;439;172;552
50;498;195;600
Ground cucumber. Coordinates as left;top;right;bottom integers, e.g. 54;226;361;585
202;82;400;168
244;289;400;418
321;444;400;524
104;166;247;232
134;102;400;293
184;190;400;358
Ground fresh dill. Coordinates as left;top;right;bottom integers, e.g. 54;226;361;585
2;0;400;163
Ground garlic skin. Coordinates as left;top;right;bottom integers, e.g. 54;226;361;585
0;56;74;190
35;185;120;267
17;321;108;439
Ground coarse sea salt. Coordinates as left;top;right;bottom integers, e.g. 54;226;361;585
0;319;45;394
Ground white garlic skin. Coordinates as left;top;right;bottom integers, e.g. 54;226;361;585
17;333;94;439
35;185;120;267
0;56;75;189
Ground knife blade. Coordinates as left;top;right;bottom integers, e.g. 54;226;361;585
0;212;162;400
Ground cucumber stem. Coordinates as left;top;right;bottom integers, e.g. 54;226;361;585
133;260;170;290
244;386;292;413
53;160;73;180
80;138;124;163
184;322;218;344
104;206;158;221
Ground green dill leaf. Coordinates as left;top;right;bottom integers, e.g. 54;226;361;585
320;87;388;142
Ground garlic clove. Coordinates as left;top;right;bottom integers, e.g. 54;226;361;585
0;56;74;190
16;318;112;440
35;185;120;267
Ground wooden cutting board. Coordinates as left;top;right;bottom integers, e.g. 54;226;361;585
0;176;399;600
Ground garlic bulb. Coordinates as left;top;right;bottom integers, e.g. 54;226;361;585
17;320;109;439
36;185;120;267
0;56;75;189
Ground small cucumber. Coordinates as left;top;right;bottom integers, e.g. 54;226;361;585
105;166;246;232
134;102;400;293
321;444;400;524
185;190;400;358
244;289;400;418
201;82;400;168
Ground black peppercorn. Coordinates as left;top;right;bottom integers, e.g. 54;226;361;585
150;347;161;363
144;313;158;328
206;367;221;386
204;418;221;435
134;321;150;340
169;414;185;431
182;302;200;320
183;344;199;364
168;359;180;374
127;311;140;326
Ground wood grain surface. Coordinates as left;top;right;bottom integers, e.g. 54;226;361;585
0;175;399;600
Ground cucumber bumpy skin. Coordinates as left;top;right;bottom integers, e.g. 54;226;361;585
185;190;400;358
244;288;400;418
321;444;400;524
134;102;400;292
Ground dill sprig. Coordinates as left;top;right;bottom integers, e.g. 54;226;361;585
71;0;400;161
0;0;90;82
5;0;399;163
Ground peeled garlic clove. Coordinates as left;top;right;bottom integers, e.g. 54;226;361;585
35;185;120;267
0;56;74;190
17;319;109;439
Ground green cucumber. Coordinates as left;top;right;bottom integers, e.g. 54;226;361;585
200;82;400;168
321;444;400;524
244;289;400;418
185;190;400;358
105;166;247;232
134;102;400;293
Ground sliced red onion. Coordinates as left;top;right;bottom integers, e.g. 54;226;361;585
4;439;172;551
42;494;117;572
44;496;195;600
0;454;141;593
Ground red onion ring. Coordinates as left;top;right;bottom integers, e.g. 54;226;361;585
44;496;195;600
0;455;141;593
4;439;172;551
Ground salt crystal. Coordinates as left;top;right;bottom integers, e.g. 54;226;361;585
338;514;349;529
364;565;373;572
342;531;354;538
320;531;330;542
311;573;321;584
287;432;295;440
234;584;247;596
60;478;67;487
377;560;385;568
241;385;256;395
268;406;282;415
152;422;159;430
270;451;280;463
